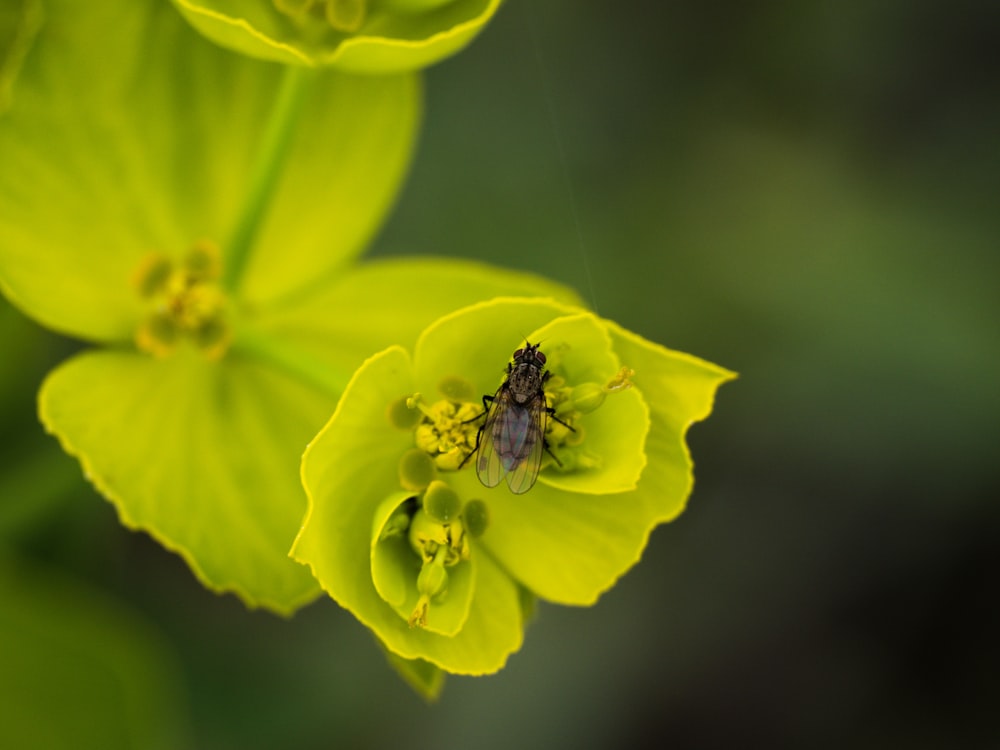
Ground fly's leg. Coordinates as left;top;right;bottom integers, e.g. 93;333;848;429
458;394;494;469
542;405;575;467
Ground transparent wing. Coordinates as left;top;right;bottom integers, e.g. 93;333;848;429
475;390;508;488
504;397;548;495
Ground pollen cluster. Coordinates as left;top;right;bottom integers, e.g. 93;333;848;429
132;241;231;359
412;397;482;471
274;0;368;32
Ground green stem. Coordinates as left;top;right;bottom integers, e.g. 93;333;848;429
223;65;315;292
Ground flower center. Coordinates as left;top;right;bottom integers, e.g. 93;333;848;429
273;0;368;32
373;482;489;630
131;240;231;359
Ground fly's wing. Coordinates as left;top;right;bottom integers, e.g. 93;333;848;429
475;389;508;488
504;396;548;495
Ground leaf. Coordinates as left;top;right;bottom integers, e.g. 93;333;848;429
0;557;190;750
171;0;503;72
39;348;331;612
0;0;418;341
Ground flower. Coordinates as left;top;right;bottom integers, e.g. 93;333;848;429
0;0;577;613
170;0;503;72
292;298;735;688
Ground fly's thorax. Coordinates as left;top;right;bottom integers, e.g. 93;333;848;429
507;362;544;404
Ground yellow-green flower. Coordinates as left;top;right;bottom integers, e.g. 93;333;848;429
171;0;503;72
0;0;577;613
293;298;734;693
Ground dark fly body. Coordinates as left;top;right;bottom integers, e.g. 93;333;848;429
461;342;573;494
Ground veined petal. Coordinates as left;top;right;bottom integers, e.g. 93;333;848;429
39;349;330;613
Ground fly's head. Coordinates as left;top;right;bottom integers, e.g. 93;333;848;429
507;342;547;404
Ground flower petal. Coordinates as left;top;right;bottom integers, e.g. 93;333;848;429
413;297;587;396
295;346;523;673
236;72;419;308
605;321;737;522
450;468;651;605
0;0;418;340
171;0;502;72
39;348;330;613
528;313;650;494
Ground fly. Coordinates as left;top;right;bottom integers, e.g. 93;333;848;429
460;342;574;494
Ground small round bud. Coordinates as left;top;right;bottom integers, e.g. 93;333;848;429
386;395;422;430
423;480;461;524
462;499;489;538
325;0;367;32
184;240;222;280
131;253;173;298
437;374;476;403
398;449;436;491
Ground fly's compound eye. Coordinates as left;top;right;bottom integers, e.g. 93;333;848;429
513;348;524;359
534;350;547;365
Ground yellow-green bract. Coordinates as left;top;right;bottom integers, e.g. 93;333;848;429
171;0;504;72
292;298;735;688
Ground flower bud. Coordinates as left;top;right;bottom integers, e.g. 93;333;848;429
424;480;461;524
398;449;436;491
462;499;489;538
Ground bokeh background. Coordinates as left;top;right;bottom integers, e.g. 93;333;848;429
3;0;998;747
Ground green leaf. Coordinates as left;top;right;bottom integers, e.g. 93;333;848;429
0;0;418;341
0;557;190;750
294;346;523;673
39;348;330;612
171;0;503;72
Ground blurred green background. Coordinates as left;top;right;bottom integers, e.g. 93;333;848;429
3;0;999;747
